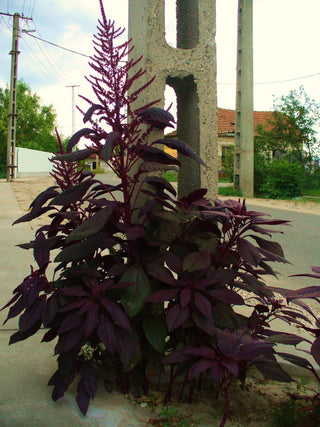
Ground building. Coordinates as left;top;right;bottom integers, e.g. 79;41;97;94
165;108;273;171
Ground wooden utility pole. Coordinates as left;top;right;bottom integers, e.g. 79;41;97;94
4;12;32;181
234;0;254;197
6;13;20;181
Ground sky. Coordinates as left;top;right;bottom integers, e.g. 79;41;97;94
1;0;320;139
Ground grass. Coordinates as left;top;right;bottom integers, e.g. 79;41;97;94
218;186;242;197
164;171;178;182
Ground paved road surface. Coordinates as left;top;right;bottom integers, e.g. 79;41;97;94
246;203;320;291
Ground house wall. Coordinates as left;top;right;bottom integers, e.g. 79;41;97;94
16;147;53;177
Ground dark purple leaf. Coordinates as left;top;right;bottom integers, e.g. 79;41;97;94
101;131;119;162
188;359;214;380
83;104;104;123
183;251;211;273
55;233;109;263
41;328;58;342
126;226;146;240
3;296;24;324
101;298;132;331
66;207;114;242
181;188;208;205
58;312;82;334
152;138;205;166
208;288;244;305
193;292;212;318
54;328;83;354
180;288;192;308
311;336;320;367
29;186;59;210
216;329;239;356
164;252;183;275
52;148;95;162
286;286;320;301
166;304;190;331
211;361;225;383
9;319;41;344
61;287;90;297
60;299;88;313
49;180;94;206
186;347;216;359
97;315;117;355
250;235;284;258
192;309;215;336
67;128;94;152
254;359;293;382
49;370;69;401
13;206;54;225
117;329;140;367
42;296;59;327
165;348;193;364
238;341;274;360
221;359;239;376
81;364;97;399
135;146;180;166
265;333;306;346
34;232;49;270
76;379;90;415
237;238;261;267
143;176;176;196
277;352;313;369
146;289;179;303
138;107;175;129
19;295;46;332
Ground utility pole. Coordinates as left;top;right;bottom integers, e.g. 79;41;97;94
66;84;80;137
3;12;32;181
234;0;254;197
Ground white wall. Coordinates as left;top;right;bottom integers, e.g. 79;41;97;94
16;147;53;177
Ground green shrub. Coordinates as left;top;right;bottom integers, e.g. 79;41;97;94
260;159;304;199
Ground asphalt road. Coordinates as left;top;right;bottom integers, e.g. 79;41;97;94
246;203;320;291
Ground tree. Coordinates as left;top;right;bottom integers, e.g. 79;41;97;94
255;86;320;167
0;80;59;176
254;86;320;197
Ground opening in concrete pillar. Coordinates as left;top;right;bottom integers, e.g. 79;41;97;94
165;0;199;49
165;0;177;47
167;75;200;197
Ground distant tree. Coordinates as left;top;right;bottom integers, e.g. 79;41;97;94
0;80;61;176
255;86;320;168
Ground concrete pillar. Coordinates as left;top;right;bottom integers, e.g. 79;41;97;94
234;0;254;197
128;0;218;199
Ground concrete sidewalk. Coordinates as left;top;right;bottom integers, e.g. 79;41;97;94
0;181;149;427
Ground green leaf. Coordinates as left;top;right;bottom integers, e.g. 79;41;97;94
120;265;150;318
66;207;114;243
183;251;211;272
142;316;167;353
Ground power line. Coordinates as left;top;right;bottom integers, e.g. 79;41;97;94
23;31;91;58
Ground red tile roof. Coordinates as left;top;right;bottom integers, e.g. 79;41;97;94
218;108;273;135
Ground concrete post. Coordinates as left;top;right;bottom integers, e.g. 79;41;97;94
234;0;254;197
128;0;218;199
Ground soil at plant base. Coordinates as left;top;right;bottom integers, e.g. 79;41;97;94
127;370;319;426
9;177;320;426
